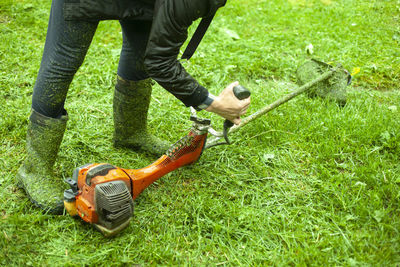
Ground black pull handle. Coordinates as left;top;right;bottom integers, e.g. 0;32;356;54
223;85;251;144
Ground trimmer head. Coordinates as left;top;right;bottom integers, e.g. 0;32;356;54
296;58;352;106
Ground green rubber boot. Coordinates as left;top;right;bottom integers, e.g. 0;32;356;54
16;109;68;214
113;76;170;156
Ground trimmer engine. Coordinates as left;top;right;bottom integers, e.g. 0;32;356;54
64;120;210;236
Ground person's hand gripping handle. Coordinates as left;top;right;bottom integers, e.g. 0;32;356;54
223;85;251;144
205;81;251;141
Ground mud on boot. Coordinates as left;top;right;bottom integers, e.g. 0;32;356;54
16;109;68;214
113;76;170;156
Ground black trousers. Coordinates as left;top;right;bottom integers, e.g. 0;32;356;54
32;0;152;118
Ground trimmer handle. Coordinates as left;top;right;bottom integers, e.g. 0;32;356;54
223;85;251;143
233;85;252;101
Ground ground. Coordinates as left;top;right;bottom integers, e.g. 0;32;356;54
0;0;399;265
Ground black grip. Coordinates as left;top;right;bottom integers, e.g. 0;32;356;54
223;85;251;143
233;85;251;100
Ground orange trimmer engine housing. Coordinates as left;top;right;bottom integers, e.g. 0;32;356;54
64;123;209;236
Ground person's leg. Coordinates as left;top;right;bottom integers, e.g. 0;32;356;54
117;20;151;82
18;0;98;214
113;20;169;156
32;0;98;118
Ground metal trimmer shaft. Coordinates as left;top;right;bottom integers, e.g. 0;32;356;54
205;69;335;148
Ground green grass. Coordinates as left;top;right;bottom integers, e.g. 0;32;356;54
1;0;399;265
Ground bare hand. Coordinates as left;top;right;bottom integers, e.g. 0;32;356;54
205;81;251;125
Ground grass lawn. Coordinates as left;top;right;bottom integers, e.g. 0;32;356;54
1;0;399;265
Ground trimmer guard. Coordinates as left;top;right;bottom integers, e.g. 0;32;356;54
296;59;351;106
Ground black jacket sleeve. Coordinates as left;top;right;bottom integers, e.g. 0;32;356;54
144;0;226;107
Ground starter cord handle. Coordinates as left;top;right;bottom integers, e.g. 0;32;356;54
223;85;251;144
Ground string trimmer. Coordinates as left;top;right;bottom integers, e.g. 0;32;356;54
64;59;351;236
